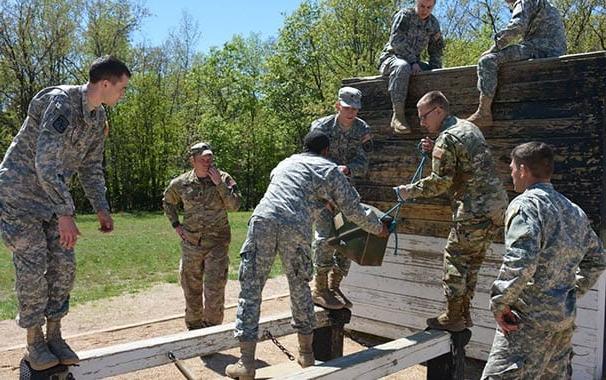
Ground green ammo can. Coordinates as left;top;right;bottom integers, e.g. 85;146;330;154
327;203;394;266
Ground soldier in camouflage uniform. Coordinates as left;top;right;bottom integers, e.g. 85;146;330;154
468;0;567;127
163;143;240;330
310;87;373;310
481;142;606;379
0;56;130;370
397;91;508;332
225;131;388;380
379;0;444;134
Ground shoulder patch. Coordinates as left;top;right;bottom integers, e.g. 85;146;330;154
504;202;521;230
52;115;70;134
433;146;445;159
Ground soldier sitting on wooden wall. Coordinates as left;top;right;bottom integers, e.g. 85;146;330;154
397;91;508;332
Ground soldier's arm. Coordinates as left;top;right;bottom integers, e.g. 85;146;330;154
490;203;541;315
216;172;241;211
346;128;372;178
427;20;444;69
35;95;76;216
162;181;182;227
576;221;606;296
327;169;383;235
496;0;532;49
390;10;417;62
404;135;455;199
78;125;110;213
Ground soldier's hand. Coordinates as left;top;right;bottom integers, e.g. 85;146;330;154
208;166;222;186
377;221;390;238
420;137;434;153
495;305;519;334
411;63;421;75
175;225;187;241
337;165;351;176
97;210;113;233
396;185;409;201
58;215;81;249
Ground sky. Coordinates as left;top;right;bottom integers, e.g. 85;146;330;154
134;0;304;53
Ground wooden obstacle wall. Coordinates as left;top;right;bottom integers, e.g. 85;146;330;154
341;51;606;380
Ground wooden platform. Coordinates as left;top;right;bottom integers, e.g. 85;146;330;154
342;51;606;380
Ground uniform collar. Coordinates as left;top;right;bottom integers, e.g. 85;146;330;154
81;84;101;126
440;115;458;133
526;182;554;192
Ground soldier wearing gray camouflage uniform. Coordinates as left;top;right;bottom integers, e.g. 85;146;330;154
310;86;373;310
0;56;130;371
468;0;567;127
481;142;606;379
379;0;444;134
225;131;388;380
398;91;508;332
163;142;241;330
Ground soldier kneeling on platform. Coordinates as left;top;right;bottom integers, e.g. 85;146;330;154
225;130;389;380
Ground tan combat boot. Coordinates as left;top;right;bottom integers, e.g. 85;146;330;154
462;296;473;328
297;333;315;368
426;297;467;332
46;319;79;365
25;326;59;371
467;95;493;127
328;270;352;308
225;341;256;380
311;270;345;310
391;102;410;134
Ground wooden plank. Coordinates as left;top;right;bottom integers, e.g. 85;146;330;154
69;308;331;379
278;330;451;380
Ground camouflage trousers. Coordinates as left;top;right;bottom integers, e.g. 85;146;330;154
443;219;498;300
180;238;229;328
481;324;573;379
235;216;315;341
0;212;74;328
380;56;431;104
313;207;350;276
478;44;548;97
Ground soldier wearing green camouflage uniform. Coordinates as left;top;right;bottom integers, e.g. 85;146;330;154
225;131;388;380
468;0;567;126
398;91;508;332
310;86;373;310
379;0;444;134
163;142;240;330
0;56;130;371
482;142;606;379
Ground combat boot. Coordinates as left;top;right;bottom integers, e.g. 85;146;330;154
467;95;493;127
311;270;345;310
297;333;315;368
46;319;79;365
426;297;467;332
328;270;352;308
462;295;473;328
25;326;60;371
225;341;256;380
391;102;410;134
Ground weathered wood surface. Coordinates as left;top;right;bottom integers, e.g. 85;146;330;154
345;51;606;239
69;308;332;379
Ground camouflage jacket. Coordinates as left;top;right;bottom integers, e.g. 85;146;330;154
310;114;372;178
404;116;508;223
491;183;606;330
163;169;240;241
0;85;108;220
496;0;567;56
253;152;383;241
379;8;444;69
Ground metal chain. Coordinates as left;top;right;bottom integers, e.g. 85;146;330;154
263;330;296;361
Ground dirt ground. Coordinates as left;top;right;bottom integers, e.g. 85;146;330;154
0;276;483;379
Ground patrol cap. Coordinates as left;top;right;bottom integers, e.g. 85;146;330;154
189;142;213;157
338;86;362;109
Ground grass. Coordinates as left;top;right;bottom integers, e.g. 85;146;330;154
0;211;283;320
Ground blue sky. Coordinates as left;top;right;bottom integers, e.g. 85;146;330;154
135;0;303;53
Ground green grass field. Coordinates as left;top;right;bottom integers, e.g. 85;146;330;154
0;211;282;321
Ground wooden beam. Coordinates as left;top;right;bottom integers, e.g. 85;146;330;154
69;308;331;379
277;329;451;380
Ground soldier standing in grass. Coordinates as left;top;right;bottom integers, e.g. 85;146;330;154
163;142;241;330
0;56;130;370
